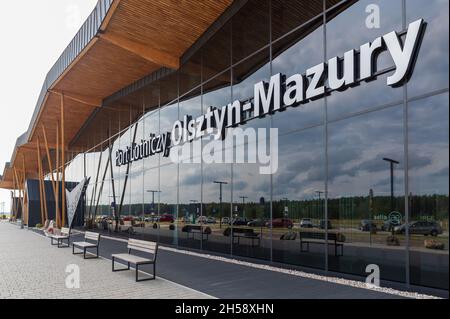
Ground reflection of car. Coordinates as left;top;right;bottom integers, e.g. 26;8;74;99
231;217;249;226
268;218;293;228
197;216;207;224
159;214;174;223
221;217;230;224
207;217;217;224
300;218;314;228
394;221;442;236
247;219;266;227
319;220;332;230
359;220;377;231
146;215;160;222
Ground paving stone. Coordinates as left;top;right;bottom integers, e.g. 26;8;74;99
0;222;212;299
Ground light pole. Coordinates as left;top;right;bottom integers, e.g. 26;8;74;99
383;157;399;235
146;190;161;214
282;197;289;218
214;181;228;228
382;158;399;213
239;196;248;219
315;191;324;219
190;199;199;223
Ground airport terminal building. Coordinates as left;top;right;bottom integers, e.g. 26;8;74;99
0;0;448;291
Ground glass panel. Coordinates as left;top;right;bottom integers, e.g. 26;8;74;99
140;167;160;242
202;162;232;255
232;49;270;132
179;51;202;96
406;0;449;97
179;162;202;250
408;93;449;290
160;73;178;107
202;21;231;81
272;21;325;133
327;105;406;283
232;160;271;261
273;126;325;269
232;0;270;63
272;0;324;41
143;108;160;170
160;102;178;167
325;0;403;121
159;164;178;246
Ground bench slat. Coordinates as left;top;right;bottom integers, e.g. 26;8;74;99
85;231;100;241
128;239;157;254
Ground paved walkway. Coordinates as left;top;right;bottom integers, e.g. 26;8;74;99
0;222;211;299
1;222;444;299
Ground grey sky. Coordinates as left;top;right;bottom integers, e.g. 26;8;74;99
0;0;98;212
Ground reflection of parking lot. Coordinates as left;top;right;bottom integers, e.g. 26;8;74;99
96;216;448;251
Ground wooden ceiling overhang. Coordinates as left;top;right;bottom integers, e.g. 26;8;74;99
0;0;233;189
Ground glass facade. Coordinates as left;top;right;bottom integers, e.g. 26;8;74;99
62;0;449;290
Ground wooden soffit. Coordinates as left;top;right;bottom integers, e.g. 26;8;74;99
2;0;233;189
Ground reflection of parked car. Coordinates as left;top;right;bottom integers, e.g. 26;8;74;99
359;220;377;231
247;219;267;227
268;218;293;228
159;214;174;223
197;216;207;224
207;217;217;224
231;217;249;226
221;217;230;224
145;215;159;222
300;218;314;228
319;220;332;230
394;221;442;236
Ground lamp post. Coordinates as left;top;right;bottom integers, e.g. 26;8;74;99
214;181;228;229
146;190;161;214
383;157;399;235
239;196;248;219
190;199;199;224
282;197;289;218
382;158;399;213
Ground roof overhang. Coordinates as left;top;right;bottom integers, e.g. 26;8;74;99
1;0;234;189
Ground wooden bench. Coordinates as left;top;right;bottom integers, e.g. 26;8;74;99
181;225;210;241
49;227;71;248
72;231;101;259
111;239;158;282
299;231;344;256
224;227;261;247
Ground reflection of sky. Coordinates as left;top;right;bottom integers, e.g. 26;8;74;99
328;106;405;198
407;0;449;95
408;93;449;195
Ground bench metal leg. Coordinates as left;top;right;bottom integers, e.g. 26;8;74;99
51;237;58;246
135;263;156;282
112;257;130;272
58;238;70;248
72;245;84;255
83;246;100;259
